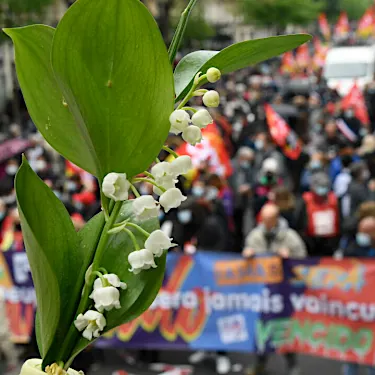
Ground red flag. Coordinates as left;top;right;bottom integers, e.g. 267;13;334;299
341;83;370;125
357;7;375;38
175;123;233;178
264;104;302;160
334;11;350;39
280;51;295;74
295;43;310;68
318;13;331;40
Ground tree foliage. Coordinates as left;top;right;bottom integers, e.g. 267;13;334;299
241;0;324;28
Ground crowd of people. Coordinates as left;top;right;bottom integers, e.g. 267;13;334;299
1;51;375;374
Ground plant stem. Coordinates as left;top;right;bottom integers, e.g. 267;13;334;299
130;183;141;198
126;222;150;238
162;145;179;158
143;171;155;179
168;0;198;64
123;228;140;250
61;201;123;368
181;106;198;113
132;177;166;194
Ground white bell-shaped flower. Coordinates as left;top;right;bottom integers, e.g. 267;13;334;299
182;125;202;146
203;90;220;108
74;310;106;341
206;67;221;83
128;248;157;274
170;155;193;177
153;175;177;196
159;187;187;213
151;162;172;179
191;109;213;129
102;173;130;201
93;274;127;290
169;110;190;135
90;286;121;312
133;195;159;220
145;230;176;257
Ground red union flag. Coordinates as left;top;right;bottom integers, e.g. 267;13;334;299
318;13;331;40
280;51;295;74
264;104;302;160
295;43;310;68
341;83;370;125
357;7;375;38
334;11;350;39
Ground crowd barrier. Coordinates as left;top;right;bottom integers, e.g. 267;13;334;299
1;249;374;366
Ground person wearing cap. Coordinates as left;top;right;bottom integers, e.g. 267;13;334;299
295;172;340;256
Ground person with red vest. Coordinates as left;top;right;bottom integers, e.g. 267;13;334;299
295;172;341;256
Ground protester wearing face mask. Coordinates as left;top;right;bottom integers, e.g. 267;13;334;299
191;180;206;199
230;147;255;249
300;152;326;192
242;204;305;375
295;172;340;256
0;159;19;197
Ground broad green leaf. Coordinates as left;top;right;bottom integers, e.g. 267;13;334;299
51;0;174;180
68;201;165;364
15;157;85;367
4;25;99;176
174;34;312;100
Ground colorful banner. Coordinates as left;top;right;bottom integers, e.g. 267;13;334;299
318;13;331;41
3;249;375;366
264;104;302;160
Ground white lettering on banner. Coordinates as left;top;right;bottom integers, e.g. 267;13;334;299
217;314;249;344
0;286;36;305
12;253;31;284
150;287;284;315
312;210;335;236
289;293;375;322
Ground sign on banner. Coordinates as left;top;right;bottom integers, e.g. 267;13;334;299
2;249;375;366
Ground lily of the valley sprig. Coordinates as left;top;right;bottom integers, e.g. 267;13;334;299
5;0;311;372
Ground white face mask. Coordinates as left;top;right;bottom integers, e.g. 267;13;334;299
255;139;264;150
35;160;47;171
6;165;18;176
206;187;219;201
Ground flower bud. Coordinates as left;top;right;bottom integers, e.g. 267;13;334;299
133;195;159;220
145;229;176;257
206;67;221;83
159;187;187;213
169;109;190;135
182;125;202;146
191;109;213;129
203;90;220;108
170;155;193;177
102;173;130;201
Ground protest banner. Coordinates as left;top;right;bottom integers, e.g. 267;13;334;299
1;249;375;366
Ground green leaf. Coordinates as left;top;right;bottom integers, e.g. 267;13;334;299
51;0;175;180
68;201;165;363
15;157;86;367
4;25;99;176
174;34;312;100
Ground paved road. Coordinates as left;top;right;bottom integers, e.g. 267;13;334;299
89;350;343;375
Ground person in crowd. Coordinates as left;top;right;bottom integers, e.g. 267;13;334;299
254;158;282;217
0;289;18;372
300;151;327;192
230;146;255;249
295;172;340;256
269;186;296;229
333;154;353;201
346;162;370;218
243;204;306;259
242;204;305;375
358;134;375;177
345;216;375;257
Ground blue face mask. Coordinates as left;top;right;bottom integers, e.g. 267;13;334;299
356;233;372;247
255;139;264;150
177;210;192;224
315;186;329;196
192;186;205;198
240;161;251;169
0;212;5;221
206;187;219;201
